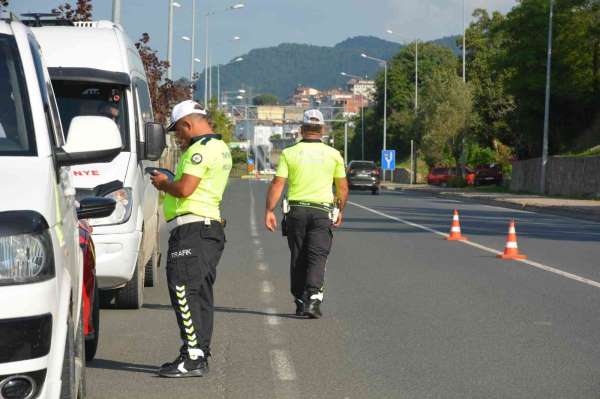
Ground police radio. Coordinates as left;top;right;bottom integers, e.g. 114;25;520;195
281;198;290;237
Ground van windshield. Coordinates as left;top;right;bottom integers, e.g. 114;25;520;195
0;35;36;156
52;81;129;150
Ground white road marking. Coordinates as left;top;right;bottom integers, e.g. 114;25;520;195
253;238;261;246
257;262;269;272
270;350;297;381
262;280;275;294
264;308;281;326
349;200;600;290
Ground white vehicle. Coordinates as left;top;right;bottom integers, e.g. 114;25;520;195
32;19;166;309
0;13;121;398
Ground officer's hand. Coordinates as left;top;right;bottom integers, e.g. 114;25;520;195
333;211;343;228
265;210;277;232
150;172;169;191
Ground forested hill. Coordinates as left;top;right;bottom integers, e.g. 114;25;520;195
196;35;459;101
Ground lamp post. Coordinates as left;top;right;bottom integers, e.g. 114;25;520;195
340;71;367;160
386;30;419;112
204;3;245;106
218;56;244;108
112;0;122;24
167;1;182;80
190;0;196;83
361;53;388;179
541;0;554;194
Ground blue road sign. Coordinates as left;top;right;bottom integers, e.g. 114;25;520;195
381;150;396;171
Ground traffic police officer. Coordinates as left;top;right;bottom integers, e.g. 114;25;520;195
265;109;349;318
151;100;232;378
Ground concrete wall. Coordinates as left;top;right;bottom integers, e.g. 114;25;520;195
511;156;600;198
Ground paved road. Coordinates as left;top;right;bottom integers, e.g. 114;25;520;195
87;180;600;399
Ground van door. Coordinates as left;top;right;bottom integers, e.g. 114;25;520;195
132;77;158;266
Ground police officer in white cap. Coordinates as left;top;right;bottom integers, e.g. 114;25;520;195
151;100;232;377
265;109;348;318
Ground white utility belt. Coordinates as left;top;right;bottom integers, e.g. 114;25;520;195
167;214;217;233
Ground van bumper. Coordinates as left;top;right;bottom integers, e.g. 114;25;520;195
0;278;71;399
93;230;142;289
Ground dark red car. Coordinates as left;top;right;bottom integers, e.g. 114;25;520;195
474;164;503;186
79;221;100;360
76;197;116;361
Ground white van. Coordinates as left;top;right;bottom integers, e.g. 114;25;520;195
32;20;166;309
0;13;120;398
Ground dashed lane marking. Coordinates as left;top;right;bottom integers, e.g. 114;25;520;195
270;349;297;381
262;280;275;294
349;200;600;290
257;262;269;272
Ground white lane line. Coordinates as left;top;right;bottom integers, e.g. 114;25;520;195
257;262;269;272
264;307;281;326
262;280;275;294
253;238;261;246
349;200;600;290
270;350;297;381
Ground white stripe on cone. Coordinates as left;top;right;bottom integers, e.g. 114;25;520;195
506;241;518;249
451;227;461;233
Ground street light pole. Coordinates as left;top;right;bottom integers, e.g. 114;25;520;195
167;1;181;81
541;0;554;194
462;0;466;82
190;0;196;82
112;0;121;24
361;53;388;180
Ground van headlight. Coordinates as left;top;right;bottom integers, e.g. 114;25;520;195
89;188;133;226
0;231;54;285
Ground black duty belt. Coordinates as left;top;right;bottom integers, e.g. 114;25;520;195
288;201;333;212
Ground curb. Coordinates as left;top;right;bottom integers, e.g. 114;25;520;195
382;185;600;223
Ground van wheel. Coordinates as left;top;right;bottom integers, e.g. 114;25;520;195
114;259;144;309
85;282;100;361
144;246;159;287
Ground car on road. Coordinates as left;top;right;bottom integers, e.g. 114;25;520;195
0;13;120;398
347;160;381;195
474;163;503;186
427;167;455;186
32;19;167;309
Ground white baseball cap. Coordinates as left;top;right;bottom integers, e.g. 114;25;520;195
167;100;208;131
303;109;325;126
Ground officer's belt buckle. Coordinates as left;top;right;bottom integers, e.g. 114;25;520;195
167;214;214;233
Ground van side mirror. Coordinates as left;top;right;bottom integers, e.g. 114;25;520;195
77;197;116;220
144;122;166;161
55;116;122;167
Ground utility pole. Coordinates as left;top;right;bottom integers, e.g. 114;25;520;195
462;0;466;83
190;0;196;82
344;121;348;165
541;0;554;194
112;0;121;24
167;0;174;80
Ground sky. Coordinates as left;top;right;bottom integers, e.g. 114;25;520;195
10;0;517;80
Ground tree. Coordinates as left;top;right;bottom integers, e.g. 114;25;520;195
207;99;234;142
135;33;190;124
420;72;474;169
53;0;93;21
252;93;279;106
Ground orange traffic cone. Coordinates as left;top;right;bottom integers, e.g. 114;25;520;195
497;220;527;260
446;210;468;241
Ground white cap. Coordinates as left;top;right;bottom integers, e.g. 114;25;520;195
303;109;325;126
167;100;208;131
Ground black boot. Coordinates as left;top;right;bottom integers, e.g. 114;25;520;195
158;353;209;378
305;298;322;319
294;298;305;317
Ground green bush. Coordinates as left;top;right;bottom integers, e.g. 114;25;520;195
230;148;247;165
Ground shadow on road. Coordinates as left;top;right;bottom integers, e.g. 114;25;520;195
142;304;304;320
87;358;158;374
215;306;303;320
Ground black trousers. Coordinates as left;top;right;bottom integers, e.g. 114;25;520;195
286;206;333;301
166;221;225;355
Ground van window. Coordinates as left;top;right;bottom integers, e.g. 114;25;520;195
28;36;64;147
133;78;153;123
52;81;130;150
0;34;36;156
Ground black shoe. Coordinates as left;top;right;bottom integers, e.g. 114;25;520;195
305;299;322;319
294;299;305;316
158;355;208;378
160;353;185;369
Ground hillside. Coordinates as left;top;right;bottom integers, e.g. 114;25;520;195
196;35;459;101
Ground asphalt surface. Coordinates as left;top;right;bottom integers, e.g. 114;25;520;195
87;180;600;399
